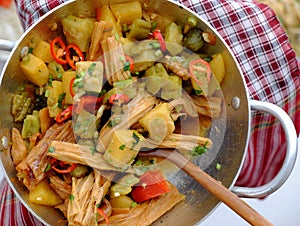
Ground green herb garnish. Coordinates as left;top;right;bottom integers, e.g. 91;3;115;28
190;144;208;156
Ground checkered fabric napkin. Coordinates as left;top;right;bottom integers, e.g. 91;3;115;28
177;0;299;187
3;0;299;224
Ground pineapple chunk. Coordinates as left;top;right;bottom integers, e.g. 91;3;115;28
139;103;175;142
29;179;63;206
61;15;95;52
209;53;225;84
75;61;103;94
19;53;49;87
62;71;76;105
110;1;142;25
47;80;64;118
32;40;54;64
104;130;144;169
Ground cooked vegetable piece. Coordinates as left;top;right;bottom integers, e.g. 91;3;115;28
161;75;182;100
39;107;51;135
48;61;65;80
99;5;122;38
32;40;54;63
110;174;140;198
145;63;169;95
131;170;171;203
47;80;64;117
69;164;90;178
75;61;103;93
103;130;144;169
108;183;184;225
209;53;225;84
139;103;175;142
61;15;95;52
62;71;76;104
21;110;40;139
127;19;152;40
73;109;98;139
29;179;63;206
11;94;32;122
183;27;204;51
164;22;183;55
19;53;49;87
110;195;135;209
110;1;142;25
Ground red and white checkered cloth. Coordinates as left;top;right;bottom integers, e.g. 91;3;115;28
2;0;299;225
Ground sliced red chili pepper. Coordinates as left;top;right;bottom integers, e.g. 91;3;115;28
66;44;84;70
151;30;167;52
96;8;102;21
55;105;73;123
108;93;129;104
97;208;109;226
124;54;134;72
50;158;77;174
189;58;212;85
75;95;104;114
131;170;171;203
50;37;67;65
69;77;75;97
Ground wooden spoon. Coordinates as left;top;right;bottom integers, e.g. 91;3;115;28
139;149;273;226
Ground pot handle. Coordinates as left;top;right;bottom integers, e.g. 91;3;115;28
231;99;298;198
0;39;15;52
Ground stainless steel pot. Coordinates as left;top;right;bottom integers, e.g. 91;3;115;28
0;0;297;225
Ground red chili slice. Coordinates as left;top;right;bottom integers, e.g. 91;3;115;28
108;93;129;104
50;158;77;174
55;105;73;123
97;208;109;226
50;37;67;65
189;58;212;85
152;30;167;52
69;77;75;97
66;44;85;70
124;54;134;72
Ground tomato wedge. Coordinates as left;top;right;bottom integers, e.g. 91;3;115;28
50;37;67;65
131;170;171;203
66;44;85;70
189;58;212;85
50;158;77;174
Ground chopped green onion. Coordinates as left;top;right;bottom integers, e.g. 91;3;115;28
119;144;126;150
190;145;208;156
48;146;55;153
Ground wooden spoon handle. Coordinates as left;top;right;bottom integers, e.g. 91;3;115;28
157;150;273;226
